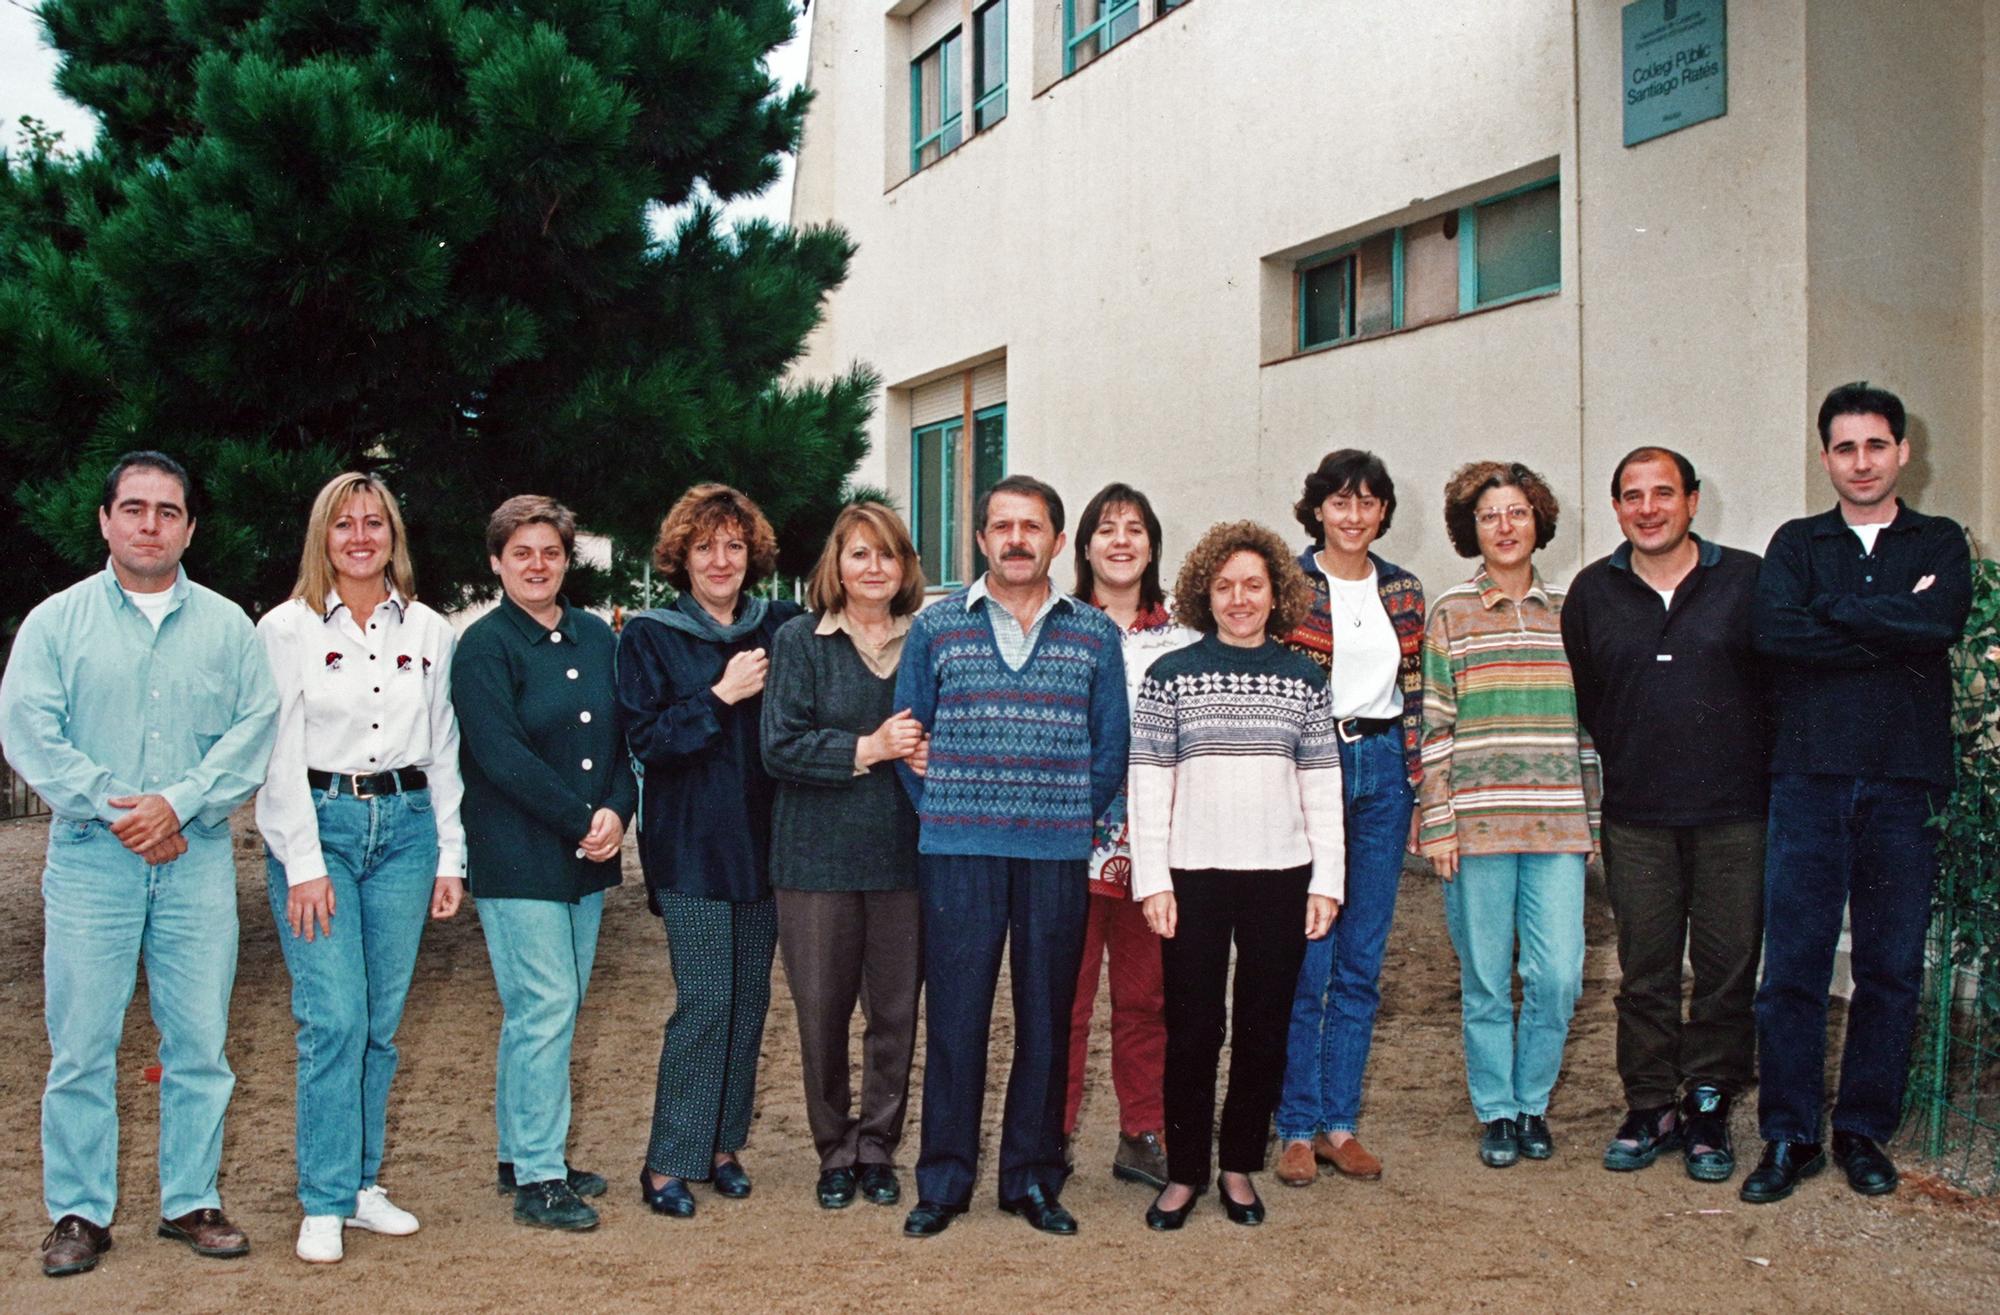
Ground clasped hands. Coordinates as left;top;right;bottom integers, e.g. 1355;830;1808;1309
108;793;185;866
1142;890;1339;941
855;708;932;776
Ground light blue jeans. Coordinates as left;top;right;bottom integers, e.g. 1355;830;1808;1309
266;789;437;1216
42;817;238;1224
477;892;604;1185
1441;852;1586;1123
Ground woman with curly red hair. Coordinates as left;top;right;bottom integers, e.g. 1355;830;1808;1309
617;483;803;1220
1418;462;1600;1172
1127;520;1343;1231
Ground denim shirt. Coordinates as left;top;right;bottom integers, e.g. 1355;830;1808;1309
0;565;278;832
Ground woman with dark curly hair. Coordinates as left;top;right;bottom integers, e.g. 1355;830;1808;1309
617;483;804;1220
1418;462;1600;1171
1127;521;1343;1231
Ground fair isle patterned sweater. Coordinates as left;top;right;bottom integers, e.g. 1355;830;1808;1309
1418;566;1601;858
893;589;1129;860
1127;635;1346;902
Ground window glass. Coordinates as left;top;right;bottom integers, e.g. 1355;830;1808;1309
1354;231;1395;337
913;420;961;584
974;1;1007;130
913;32;963;171
1300;256;1353;349
1400;213;1459;327
970;405;1007;577
1476;183;1559;304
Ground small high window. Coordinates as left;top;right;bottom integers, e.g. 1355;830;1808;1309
973;1;1008;131
1066;0;1142;74
911;29;963;173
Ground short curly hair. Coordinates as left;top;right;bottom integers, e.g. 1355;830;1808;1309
652;483;779;593
1441;461;1561;558
1171;520;1315;638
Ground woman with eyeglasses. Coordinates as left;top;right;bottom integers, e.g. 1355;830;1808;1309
1418;462;1600;1172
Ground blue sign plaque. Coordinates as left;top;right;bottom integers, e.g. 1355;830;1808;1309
1622;0;1727;147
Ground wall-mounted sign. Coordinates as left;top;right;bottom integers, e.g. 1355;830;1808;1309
1622;0;1727;147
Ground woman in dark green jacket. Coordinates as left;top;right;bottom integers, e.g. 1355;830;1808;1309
453;495;636;1232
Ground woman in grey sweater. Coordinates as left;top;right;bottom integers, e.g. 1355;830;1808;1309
761;502;929;1211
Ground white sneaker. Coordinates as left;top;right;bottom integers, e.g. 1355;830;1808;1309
296;1214;344;1263
346;1184;420;1235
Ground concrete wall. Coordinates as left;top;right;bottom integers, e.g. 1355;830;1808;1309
1987;3;1999;551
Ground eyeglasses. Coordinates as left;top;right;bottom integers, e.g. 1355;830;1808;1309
1474;505;1534;529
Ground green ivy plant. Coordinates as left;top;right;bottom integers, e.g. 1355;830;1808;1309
1932;546;2000;1015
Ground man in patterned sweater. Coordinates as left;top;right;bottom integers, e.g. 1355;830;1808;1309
893;475;1129;1238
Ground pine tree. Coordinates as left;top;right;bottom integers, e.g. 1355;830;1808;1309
0;0;874;623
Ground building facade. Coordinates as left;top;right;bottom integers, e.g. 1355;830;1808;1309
789;0;1998;592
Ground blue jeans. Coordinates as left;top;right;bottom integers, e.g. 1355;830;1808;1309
478;892;604;1185
266;789;438;1215
41;818;238;1225
1441;852;1586;1123
1755;773;1938;1144
1276;728;1413;1140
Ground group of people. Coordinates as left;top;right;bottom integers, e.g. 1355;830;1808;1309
0;380;1970;1278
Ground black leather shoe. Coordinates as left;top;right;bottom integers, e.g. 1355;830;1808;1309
998;1184;1077;1235
857;1162;901;1206
710;1158;752;1198
1144;1185;1202;1231
499;1160;608;1198
1831;1131;1899;1196
1739;1140;1825;1204
816;1167;858;1209
1517;1114;1554;1160
1217;1178;1265;1226
1680;1086;1736;1183
902;1200;965;1238
640;1170;696;1218
1603;1103;1681;1172
1479;1117;1519;1168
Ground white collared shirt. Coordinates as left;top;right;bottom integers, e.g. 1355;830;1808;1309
966;575;1068;671
254;589;465;885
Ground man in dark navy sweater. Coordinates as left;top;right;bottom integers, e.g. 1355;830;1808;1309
1743;383;1972;1205
1563;447;1769;1186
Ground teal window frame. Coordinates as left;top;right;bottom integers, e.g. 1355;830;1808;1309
1294;175;1559;354
972;0;1008;131
911;418;965;586
1064;0;1141;75
969;402;1008;577
910;29;964;174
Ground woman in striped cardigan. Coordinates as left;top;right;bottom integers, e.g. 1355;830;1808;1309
1419;462;1600;1172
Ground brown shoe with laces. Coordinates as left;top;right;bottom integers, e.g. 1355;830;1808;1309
157;1207;249;1258
1315;1133;1384;1179
1275;1139;1318;1186
41;1215;112;1277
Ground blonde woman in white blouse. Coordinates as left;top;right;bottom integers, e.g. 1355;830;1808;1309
255;472;464;1265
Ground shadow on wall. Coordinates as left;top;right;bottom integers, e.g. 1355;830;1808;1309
1901;413;1934;508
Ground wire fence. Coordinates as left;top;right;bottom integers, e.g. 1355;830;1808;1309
2;759;51;822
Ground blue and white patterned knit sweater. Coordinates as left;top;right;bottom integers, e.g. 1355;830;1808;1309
1127;633;1345;901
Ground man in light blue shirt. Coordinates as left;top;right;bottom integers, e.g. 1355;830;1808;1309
0;451;277;1278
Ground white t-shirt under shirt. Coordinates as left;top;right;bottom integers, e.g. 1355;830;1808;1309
123;586;176;632
1325;567;1405;720
1851;521;1885;554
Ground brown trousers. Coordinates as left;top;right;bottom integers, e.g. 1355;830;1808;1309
775;888;923;1170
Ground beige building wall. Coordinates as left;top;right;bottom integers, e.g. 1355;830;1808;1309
1987;3;2000;549
791;0;1997;592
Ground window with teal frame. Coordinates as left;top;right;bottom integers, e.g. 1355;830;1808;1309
1065;0;1141;75
1294;176;1558;354
973;1;1007;131
970;403;1007;576
910;29;963;174
912;404;1007;587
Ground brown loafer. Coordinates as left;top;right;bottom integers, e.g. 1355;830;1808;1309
157;1207;249;1258
1314;1133;1383;1180
1275;1139;1318;1186
41;1215;112;1277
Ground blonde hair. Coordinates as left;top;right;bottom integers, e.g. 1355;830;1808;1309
806;502;926;616
292;472;418;604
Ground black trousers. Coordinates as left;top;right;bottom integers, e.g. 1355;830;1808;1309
1160;866;1311;1190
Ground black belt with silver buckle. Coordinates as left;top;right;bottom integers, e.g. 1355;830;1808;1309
1336;716;1399;743
308;768;428;799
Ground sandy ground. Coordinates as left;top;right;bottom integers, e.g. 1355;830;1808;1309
0;811;1995;1315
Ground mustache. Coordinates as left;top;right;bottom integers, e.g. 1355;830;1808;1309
1001;548;1036;560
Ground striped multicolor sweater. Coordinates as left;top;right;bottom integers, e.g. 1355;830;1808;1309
1128;635;1346;901
894;588;1129;860
1418;567;1600;858
1282;547;1427;787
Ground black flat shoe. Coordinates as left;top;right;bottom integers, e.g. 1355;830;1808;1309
1831;1131;1899;1196
711;1158;752;1198
1480;1117;1520;1168
1739;1140;1825;1204
998;1184;1077;1235
1517;1114;1554;1161
902;1200;965;1238
1144;1186;1201;1231
499;1160;608;1198
1680;1086;1736;1183
1603;1103;1681;1172
816;1166;858;1209
857;1162;901;1206
640;1170;696;1218
1217;1178;1264;1227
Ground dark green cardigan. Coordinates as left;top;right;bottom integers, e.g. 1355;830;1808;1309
453;596;636;902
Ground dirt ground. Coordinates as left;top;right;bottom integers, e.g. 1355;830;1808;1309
0;812;1995;1315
